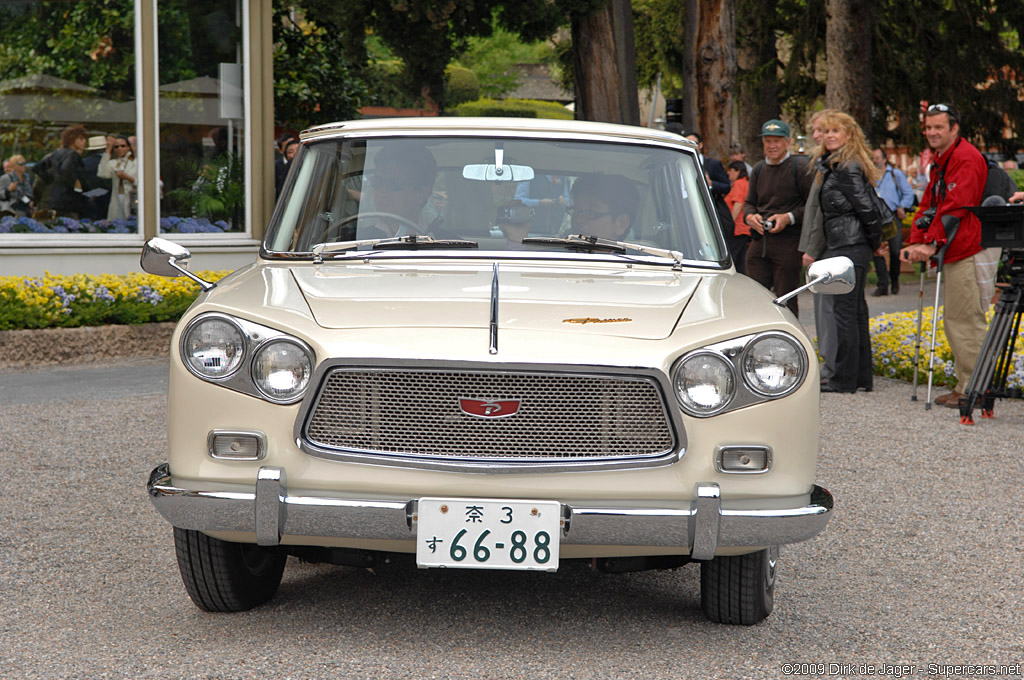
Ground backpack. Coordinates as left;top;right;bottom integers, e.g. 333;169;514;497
983;160;1017;202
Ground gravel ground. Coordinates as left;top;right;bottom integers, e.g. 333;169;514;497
1;358;1021;679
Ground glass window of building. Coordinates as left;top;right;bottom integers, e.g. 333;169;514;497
157;0;248;236
0;0;139;236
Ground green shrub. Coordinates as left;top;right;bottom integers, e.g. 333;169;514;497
1008;168;1024;191
445;66;480;107
449;98;573;120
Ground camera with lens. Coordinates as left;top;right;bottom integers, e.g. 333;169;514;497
763;219;776;233
914;207;936;232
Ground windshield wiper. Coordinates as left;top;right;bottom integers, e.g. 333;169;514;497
521;234;684;267
311;234;478;262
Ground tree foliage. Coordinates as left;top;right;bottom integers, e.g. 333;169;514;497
272;2;367;128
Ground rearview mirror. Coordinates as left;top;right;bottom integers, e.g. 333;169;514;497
463;164;535;182
772;256;854;308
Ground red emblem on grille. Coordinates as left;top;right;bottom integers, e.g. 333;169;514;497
459;398;521;418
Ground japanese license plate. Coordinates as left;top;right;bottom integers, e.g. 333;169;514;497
416;498;561;571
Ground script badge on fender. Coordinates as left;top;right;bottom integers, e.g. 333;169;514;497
459;398;522;419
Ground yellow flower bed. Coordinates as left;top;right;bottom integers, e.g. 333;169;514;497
870;306;1024;390
0;271;231;330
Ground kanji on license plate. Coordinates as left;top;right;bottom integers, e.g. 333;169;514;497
416;498;561;571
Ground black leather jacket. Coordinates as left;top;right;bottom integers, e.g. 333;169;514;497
816;154;882;251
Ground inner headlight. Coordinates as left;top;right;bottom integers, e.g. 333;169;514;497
742;334;805;396
252;340;312;402
673;351;736;416
182;317;245;378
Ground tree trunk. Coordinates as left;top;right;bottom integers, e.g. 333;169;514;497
688;0;736;160
736;0;780;163
572;0;641;125
825;0;872;131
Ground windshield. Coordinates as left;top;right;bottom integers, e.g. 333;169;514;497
264;134;726;265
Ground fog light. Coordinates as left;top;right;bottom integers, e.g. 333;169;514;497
717;446;771;473
208;431;266;460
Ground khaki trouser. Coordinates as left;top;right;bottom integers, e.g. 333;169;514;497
943;255;990;389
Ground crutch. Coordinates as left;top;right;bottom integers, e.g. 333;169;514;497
924;215;961;410
911;260;927;401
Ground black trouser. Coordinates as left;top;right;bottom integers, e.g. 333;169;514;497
872;228;903;291
726;233;748;275
827;257;873;391
745;231;802;316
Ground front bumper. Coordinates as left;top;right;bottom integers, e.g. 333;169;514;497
147;463;833;560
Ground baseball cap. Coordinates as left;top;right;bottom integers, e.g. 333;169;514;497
759;119;791;138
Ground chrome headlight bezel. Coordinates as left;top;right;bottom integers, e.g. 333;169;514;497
179;312;315;404
181;316;246;380
672;350;737;417
740;331;806;398
671;332;808;418
251;338;314;403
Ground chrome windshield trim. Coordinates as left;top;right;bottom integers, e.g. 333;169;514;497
292;359;686;474
259;248;729;270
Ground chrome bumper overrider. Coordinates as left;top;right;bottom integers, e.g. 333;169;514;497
147;464;833;560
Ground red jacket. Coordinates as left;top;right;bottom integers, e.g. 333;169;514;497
909;137;986;265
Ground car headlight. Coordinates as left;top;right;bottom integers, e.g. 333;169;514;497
742;334;805;396
182;317;245;379
252;340;313;402
673;351;736;416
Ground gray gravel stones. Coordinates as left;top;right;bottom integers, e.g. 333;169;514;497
1;364;1021;679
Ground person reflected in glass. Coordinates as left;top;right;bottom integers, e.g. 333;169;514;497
98;135;137;220
566;174;638;242
0;154;35;217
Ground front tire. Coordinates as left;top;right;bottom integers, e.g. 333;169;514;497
699;546;777;625
173;527;287;612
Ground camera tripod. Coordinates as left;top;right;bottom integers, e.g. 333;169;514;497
958;270;1024;425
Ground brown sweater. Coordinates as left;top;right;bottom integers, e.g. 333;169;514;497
742;154;814;239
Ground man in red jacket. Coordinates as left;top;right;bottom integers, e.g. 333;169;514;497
900;103;988;407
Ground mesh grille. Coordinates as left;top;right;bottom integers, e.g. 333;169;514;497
304;368;674;461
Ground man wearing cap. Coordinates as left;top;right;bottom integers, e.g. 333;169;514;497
742;119;814;316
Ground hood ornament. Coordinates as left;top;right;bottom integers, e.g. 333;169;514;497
563;317;632;325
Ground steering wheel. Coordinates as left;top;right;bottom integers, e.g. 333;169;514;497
328;211;421;235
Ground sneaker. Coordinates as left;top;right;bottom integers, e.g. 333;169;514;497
871;287;888;297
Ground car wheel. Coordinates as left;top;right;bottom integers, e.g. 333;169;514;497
173;527;287;612
699;545;777;625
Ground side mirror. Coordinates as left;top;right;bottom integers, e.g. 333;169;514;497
773;256;854;307
807;256;856;295
140;238;215;291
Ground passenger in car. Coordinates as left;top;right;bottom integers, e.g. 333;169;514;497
566;174;639;241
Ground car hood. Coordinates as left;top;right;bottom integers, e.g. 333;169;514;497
290;261;702;340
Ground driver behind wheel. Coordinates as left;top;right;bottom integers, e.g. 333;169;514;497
567;174;638;241
365;143;444;238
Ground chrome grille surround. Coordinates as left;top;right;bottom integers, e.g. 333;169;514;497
295;360;685;473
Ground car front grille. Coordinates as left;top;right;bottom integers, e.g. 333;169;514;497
302;367;676;463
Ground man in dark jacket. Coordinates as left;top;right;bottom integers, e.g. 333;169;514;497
742;119;814;315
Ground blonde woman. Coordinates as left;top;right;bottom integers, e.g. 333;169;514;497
810;111;884;393
0;154;35;216
98;134;137;220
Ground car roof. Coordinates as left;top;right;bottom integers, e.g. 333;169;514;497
300;117;695;150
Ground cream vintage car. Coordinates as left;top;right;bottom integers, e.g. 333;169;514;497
143;118;851;625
